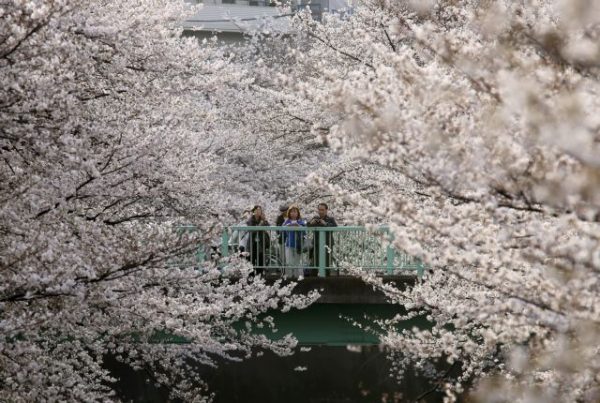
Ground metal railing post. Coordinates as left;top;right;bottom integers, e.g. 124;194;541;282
386;245;395;275
318;229;326;277
221;229;229;259
386;228;394;275
417;260;424;279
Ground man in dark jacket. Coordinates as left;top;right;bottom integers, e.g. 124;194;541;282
275;204;288;263
307;203;337;275
246;205;270;274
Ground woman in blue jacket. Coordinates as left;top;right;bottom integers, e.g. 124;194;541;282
282;205;306;278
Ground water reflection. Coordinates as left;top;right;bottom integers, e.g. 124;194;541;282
203;345;445;403
109;345;447;402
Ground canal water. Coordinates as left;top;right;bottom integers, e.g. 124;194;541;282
198;345;445;403
109;304;448;402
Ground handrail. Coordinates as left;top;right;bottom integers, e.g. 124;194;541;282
229;225;389;232
221;225;424;278
172;225;424;278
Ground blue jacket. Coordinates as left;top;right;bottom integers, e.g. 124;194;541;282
283;219;306;249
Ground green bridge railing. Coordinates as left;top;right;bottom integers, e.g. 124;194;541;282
177;225;424;278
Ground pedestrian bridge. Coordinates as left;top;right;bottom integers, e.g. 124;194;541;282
163;226;427;347
177;225;424;278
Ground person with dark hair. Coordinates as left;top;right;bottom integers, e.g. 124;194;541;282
307;203;337;275
276;204;288;227
275;204;288;264
246;205;270;274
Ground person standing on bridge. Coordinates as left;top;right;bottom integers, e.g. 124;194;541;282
282;205;306;278
275;204;289;263
307;203;337;275
246;205;270;274
276;204;289;227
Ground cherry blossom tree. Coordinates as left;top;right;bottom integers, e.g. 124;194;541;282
0;0;318;400
203;28;338;215
281;1;600;401
6;0;599;400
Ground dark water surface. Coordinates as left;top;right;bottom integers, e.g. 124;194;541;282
203;345;445;403
109;304;447;402
109;345;446;402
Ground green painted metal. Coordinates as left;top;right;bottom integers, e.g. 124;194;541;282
222;225;425;277
172;225;425;277
221;230;229;259
318;230;326;277
148;304;430;346
386;244;395;275
256;304;413;345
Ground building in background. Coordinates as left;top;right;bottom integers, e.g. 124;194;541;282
182;0;350;42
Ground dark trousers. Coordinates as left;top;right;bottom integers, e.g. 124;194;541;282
248;232;269;275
